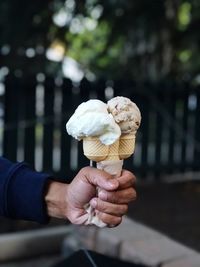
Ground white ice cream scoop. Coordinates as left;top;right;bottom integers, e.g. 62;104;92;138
66;99;121;145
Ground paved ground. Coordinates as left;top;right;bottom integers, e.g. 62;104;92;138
67;217;200;267
128;181;200;252
0;216;200;267
0;255;60;267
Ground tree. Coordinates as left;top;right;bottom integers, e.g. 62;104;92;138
0;0;199;82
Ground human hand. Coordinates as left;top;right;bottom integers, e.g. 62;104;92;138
89;169;137;226
45;167;136;227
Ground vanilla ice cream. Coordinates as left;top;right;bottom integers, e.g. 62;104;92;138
66;99;121;145
107;96;141;134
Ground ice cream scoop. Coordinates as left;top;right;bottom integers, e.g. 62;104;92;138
107;96;141;134
66;99;121;145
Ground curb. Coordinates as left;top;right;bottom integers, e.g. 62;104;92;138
0;226;71;262
63;216;200;267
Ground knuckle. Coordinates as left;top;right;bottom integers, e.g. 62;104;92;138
99;190;108;201
125;170;134;178
97;199;106;211
79;166;88;176
132;189;137;200
109;192;116;203
129;188;137;201
101;191;116;203
119;204;128;215
129;174;136;186
132;173;136;181
120;171;136;188
81;166;92;173
126;171;136;184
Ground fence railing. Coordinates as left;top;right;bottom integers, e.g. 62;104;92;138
0;74;200;182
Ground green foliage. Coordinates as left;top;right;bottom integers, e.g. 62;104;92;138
177;2;192;30
0;0;200;81
65;20;124;77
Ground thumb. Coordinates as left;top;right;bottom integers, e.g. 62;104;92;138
81;167;119;191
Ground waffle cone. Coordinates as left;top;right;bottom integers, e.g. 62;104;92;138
83;137;120;162
83;137;108;162
105;140;120;161
119;133;136;159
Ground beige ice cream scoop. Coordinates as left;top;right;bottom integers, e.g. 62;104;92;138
107;96;141;134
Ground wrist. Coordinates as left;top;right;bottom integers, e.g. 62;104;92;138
45;180;69;219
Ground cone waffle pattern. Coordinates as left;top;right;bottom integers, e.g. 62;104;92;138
119;134;136;159
106;140;120;161
83;137;108;162
83;135;135;162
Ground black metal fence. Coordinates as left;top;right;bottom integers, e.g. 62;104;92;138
0;74;200;181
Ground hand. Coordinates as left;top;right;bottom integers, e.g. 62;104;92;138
45;167;136;227
90;170;137;226
45;167;119;224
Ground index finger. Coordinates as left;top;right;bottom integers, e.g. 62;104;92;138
116;170;136;189
81;166;119;191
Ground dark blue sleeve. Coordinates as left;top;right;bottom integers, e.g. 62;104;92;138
0;157;52;223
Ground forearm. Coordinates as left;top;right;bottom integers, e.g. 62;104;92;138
45;180;69;219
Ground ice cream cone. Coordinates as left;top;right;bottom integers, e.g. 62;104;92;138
119;133;136;159
105;139;120;161
83;137;122;227
83;137;108;162
83;137;121;162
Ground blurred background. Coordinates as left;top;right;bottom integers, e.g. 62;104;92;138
0;0;200;261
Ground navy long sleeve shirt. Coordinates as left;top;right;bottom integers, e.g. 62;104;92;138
0;157;52;223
